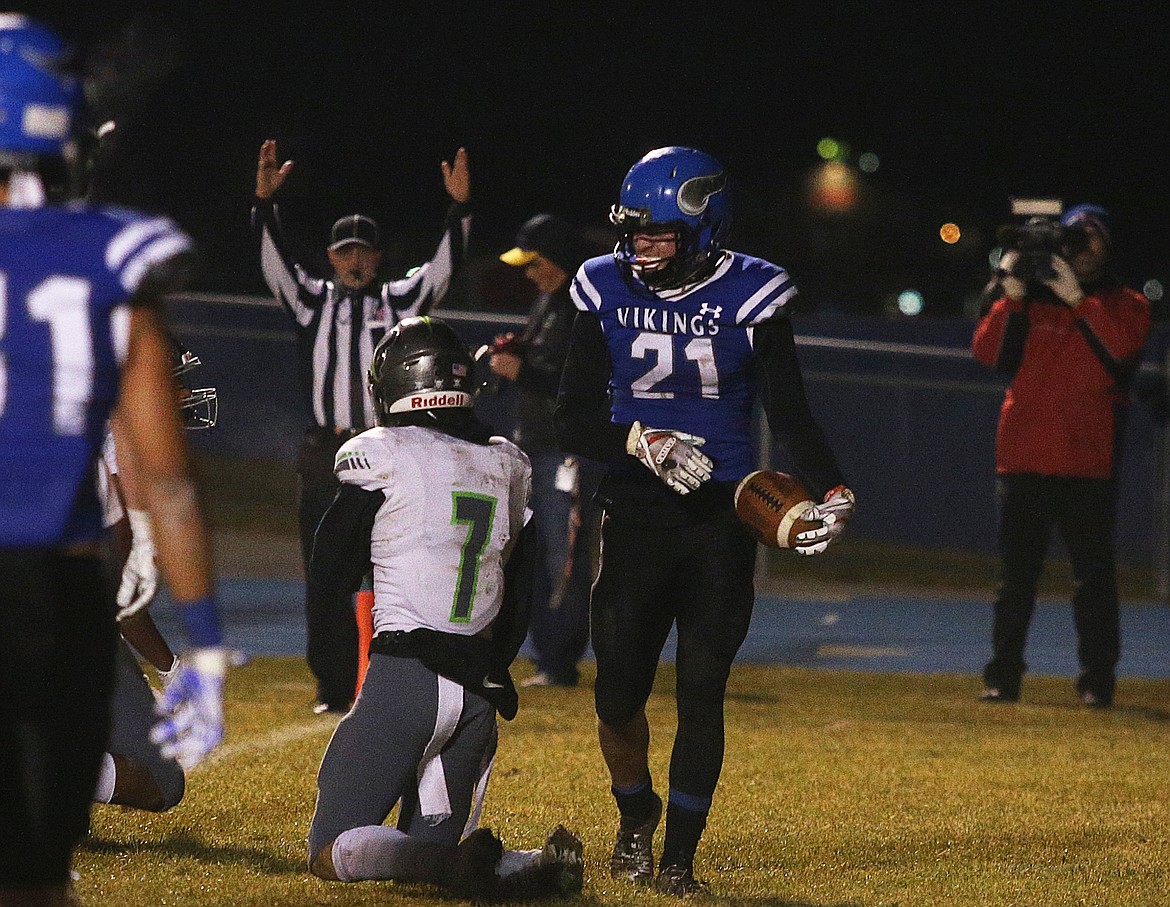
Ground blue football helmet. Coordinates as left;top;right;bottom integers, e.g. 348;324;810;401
0;14;81;160
610;146;730;290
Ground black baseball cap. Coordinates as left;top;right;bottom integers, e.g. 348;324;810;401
499;213;576;275
329;214;380;251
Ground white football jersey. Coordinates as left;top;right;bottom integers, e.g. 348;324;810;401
335;425;532;636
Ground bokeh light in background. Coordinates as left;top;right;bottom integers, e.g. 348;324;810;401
1143;279;1163;302
939;222;961;244
817;137;847;161
809;160;858;213
897;289;925;316
858;151;880;173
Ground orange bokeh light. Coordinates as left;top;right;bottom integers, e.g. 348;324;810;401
939;222;961;244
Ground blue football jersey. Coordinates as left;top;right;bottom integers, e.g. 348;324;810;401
0;202;192;546
569;252;797;482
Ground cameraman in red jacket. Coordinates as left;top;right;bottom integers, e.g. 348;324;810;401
972;204;1151;708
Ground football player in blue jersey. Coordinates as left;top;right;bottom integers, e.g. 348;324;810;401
0;15;230;906
555;146;856;896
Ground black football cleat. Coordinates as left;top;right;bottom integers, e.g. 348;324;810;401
446;827;503;900
656;862;707;898
495;825;584;900
609;792;661;884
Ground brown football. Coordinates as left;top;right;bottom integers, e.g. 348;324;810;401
734;470;820;549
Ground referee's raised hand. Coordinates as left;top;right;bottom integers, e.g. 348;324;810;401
256;139;294;199
441;146;470;204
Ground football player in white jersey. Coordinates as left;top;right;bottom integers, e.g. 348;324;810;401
305;316;583;900
92;339;219;812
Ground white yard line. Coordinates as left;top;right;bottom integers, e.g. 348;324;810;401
194;717;339;770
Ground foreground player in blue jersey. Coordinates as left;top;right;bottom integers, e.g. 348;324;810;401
0;16;230;906
556;146;856;896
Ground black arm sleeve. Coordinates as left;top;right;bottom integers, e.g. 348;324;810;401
996;308;1030;375
491;520;538;667
554;312;632;462
754;317;847;498
308;484;384;598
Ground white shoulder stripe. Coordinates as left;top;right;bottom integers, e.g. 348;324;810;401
570;269;602;312
735;271;797;324
106;218;179;272
117;234;193;294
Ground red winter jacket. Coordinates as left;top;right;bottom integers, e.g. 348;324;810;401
972;283;1151;478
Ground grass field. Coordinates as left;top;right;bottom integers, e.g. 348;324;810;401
79;658;1170;907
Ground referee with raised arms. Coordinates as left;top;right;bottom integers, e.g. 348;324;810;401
251;139;472;714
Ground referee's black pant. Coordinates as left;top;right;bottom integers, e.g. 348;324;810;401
297;427;360;708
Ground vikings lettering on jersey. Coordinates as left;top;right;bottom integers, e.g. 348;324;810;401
0;203;192;546
570;251;797;481
334;426;531;637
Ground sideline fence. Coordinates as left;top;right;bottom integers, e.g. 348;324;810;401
170;292;1170;601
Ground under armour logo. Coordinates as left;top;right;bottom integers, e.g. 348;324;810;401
699;303;722;319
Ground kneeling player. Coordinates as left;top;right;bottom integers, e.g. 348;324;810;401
305;317;583;900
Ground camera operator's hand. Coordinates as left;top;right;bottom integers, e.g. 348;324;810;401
995;250;1027;301
1044;254;1084;307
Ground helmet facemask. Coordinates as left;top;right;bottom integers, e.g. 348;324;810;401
610;151;729;291
172;347;217;429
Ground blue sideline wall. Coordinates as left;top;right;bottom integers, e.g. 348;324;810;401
171;294;1170;567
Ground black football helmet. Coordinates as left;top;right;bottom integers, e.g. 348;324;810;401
169;335;217;429
368;316;475;426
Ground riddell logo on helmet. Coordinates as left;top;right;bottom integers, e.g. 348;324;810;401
389;390;472;413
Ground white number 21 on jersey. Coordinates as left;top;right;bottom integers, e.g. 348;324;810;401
629;332;720;399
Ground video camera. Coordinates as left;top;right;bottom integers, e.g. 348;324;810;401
995;198;1091;285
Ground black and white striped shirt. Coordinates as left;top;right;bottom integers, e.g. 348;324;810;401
252;199;471;431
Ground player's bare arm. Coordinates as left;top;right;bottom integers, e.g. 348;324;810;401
115;305;213;604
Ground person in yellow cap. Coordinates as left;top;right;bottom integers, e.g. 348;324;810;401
492;214;605;688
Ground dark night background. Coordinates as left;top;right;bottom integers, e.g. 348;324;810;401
16;2;1170;318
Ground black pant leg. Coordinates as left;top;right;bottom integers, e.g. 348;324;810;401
1055;477;1120;698
985;474;1052;692
297;431;358;706
669;510;757;801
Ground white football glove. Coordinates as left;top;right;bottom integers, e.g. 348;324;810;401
150;647;228;770
995;250;1027;301
626;421;714;495
116;508;159;620
1044;254;1084;306
794;485;856;556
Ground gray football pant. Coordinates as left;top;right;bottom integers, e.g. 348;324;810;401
106;637;185;809
307;653;498;865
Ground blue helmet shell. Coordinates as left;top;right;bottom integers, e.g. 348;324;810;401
0;15;81;158
610;146;730;289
